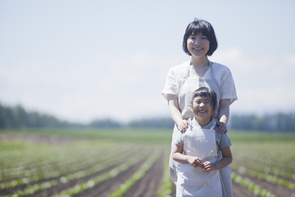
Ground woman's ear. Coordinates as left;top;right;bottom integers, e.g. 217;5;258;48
190;104;193;109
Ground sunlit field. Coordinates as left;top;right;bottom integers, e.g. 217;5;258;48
0;129;294;197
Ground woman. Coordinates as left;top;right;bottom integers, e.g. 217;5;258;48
162;19;237;197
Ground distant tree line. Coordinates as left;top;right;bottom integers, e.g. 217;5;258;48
228;113;295;132
127;118;174;128
0;104;75;128
0;102;294;132
0;103;124;129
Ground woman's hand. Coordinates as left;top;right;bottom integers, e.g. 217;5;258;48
167;94;189;131
217;122;227;134
177;119;189;132
218;99;230;134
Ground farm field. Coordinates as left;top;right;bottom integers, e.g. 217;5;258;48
0;129;295;197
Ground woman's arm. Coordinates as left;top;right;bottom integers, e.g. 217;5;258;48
218;99;230;134
167;94;189;131
173;144;202;168
202;146;232;171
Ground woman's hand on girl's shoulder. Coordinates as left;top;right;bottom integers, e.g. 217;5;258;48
217;122;227;134
177;119;189;132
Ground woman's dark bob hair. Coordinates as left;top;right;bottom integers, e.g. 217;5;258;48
183;19;218;56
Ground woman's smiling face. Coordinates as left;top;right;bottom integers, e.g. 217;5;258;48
187;33;210;58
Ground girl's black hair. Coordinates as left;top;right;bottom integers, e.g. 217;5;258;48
183;19;218;56
191;87;217;110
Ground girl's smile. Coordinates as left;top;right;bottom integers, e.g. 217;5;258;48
190;96;216;127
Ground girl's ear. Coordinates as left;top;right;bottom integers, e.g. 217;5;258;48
211;105;217;115
214;105;217;111
190;104;193;109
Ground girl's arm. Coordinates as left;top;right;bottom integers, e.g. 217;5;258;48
218;99;230;134
173;144;202;168
202;146;232;171
167;94;189;131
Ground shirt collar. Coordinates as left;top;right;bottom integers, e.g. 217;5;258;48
190;117;215;129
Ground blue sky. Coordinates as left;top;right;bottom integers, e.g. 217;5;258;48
1;0;295;123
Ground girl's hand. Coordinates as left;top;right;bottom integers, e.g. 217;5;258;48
217;122;227;134
187;156;202;168
202;161;217;171
177;119;189;132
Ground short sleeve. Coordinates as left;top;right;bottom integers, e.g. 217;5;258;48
161;68;178;100
219;133;232;150
174;130;184;146
220;69;238;104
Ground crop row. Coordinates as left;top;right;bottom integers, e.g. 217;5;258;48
108;150;159;197
0;142;120;177
0;147;134;190
0;143;98;171
1;147;123;182
156;149;173;197
231;163;295;190
53;150;156;197
231;172;277;197
1;147;144;196
231;143;295;174
233;156;295;181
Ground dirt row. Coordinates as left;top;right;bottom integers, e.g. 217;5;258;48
232;169;295;197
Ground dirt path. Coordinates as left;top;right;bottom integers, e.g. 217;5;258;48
73;158;147;197
122;150;165;197
232;181;257;197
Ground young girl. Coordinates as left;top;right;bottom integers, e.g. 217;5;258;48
173;87;232;197
162;18;237;196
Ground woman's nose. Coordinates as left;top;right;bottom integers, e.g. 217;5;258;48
194;38;201;45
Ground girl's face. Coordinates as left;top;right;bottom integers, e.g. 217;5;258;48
190;96;215;121
187;33;210;58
